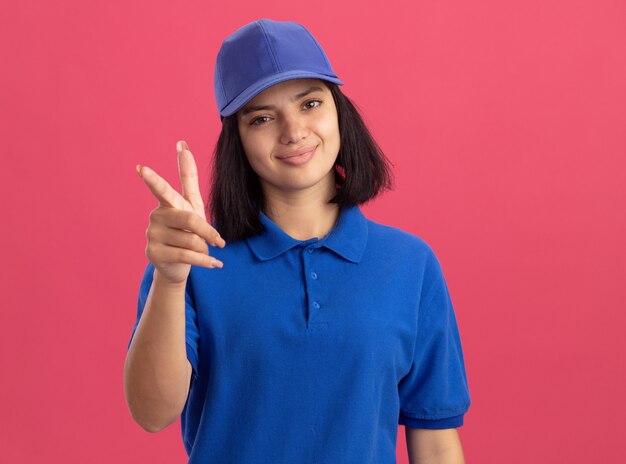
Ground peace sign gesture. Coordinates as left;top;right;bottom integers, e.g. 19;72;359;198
137;141;225;284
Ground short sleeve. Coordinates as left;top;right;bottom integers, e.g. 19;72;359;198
127;262;200;376
398;249;471;429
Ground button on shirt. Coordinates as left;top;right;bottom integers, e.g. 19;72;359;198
129;205;470;463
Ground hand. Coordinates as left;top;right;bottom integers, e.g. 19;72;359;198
137;140;225;284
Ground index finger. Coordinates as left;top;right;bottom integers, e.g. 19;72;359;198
137;164;191;212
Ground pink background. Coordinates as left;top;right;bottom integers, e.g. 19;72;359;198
2;0;625;462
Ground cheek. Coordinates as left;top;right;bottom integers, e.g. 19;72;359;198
319;104;339;136
319;116;340;155
240;133;267;164
241;140;277;181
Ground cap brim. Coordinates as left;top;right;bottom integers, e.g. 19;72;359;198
220;71;344;118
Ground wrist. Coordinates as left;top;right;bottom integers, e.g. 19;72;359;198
153;268;188;290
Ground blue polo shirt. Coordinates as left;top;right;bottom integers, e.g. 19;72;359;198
129;204;470;463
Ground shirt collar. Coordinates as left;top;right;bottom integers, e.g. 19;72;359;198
245;205;369;263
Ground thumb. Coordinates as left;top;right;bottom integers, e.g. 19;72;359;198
177;140;207;220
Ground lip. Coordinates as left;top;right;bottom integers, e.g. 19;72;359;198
276;145;318;159
275;145;317;166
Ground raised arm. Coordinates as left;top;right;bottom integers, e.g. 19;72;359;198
124;141;225;432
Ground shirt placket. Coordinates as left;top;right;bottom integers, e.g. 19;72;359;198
300;242;326;331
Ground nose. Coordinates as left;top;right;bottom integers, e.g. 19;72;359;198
279;113;308;145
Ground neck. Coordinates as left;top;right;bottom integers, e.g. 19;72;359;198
261;176;340;241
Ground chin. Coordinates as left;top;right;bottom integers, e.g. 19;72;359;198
270;175;331;194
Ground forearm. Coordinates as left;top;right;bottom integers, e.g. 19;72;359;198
406;427;465;464
124;269;192;432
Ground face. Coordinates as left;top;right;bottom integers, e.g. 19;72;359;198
237;78;340;198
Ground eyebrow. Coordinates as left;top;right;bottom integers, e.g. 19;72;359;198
241;86;325;116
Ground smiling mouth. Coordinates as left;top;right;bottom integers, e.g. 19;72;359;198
275;145;318;166
276;145;318;159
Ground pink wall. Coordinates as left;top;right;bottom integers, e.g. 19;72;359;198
2;0;625;462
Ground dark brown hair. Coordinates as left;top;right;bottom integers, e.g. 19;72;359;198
208;83;394;242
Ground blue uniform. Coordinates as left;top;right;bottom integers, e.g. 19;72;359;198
129;204;470;463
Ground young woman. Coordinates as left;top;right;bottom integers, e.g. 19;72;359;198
125;19;470;464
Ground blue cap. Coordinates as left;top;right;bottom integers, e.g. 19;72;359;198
214;19;344;118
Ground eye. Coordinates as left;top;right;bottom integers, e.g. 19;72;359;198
250;116;271;126
303;99;322;110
